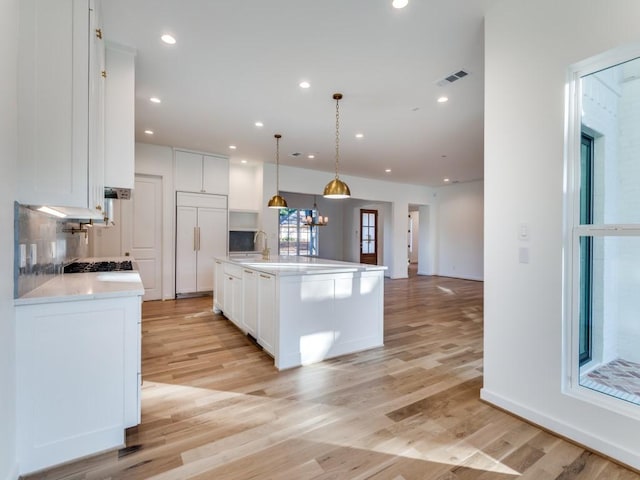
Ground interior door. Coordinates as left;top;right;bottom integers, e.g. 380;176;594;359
121;174;163;300
360;209;378;265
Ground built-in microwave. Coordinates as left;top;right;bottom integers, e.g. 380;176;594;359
229;230;256;252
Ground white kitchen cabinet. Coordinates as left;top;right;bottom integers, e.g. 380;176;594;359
88;0;105;214
242;268;258;336
214;260;225;312
176;192;228;295
104;43;136;189
175;149;230;195
16;295;141;474
17;0;105;212
223;263;243;327
257;272;276;355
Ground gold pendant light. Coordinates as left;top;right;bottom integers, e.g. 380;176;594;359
268;134;288;209
323;93;351;199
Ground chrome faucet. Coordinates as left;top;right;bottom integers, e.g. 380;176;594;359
254;230;270;260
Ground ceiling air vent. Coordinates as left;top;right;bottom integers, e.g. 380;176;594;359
436;69;470;87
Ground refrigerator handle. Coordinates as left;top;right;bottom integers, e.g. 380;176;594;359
193;227;197;251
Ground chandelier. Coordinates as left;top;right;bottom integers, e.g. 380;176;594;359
304;196;328;227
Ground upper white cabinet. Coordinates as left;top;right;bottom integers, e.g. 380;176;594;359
175;150;229;195
17;0;105;211
104;43;136;189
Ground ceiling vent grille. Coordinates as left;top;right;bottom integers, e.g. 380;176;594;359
436;69;470;87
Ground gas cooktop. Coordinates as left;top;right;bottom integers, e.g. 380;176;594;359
64;260;134;274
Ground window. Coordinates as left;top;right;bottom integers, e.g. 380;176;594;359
278;208;318;256
565;50;640;412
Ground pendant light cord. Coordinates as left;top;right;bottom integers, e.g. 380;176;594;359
335;96;340;179
275;134;281;194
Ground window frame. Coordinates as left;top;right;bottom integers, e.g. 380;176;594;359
277;208;319;257
563;43;640;419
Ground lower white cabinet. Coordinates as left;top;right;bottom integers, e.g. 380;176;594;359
222;263;242;326
16;295;141;474
176;192;227;295
214;260;225;312
215;260;275;355
257;272;276;355
242;268;258;336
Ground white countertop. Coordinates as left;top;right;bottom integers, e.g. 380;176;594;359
16;259;144;306
220;254;388;276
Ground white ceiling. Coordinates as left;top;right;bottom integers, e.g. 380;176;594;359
102;0;499;187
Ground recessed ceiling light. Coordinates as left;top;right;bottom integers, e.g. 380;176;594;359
392;0;408;8
308;154;315;159
149;97;161;104
355;133;364;138
229;145;237;150
385;169;391;173
299;81;310;89
255;121;263;127
161;34;176;45
437;96;449;103
241;160;247;164
444;178;450;182
144;129;154;135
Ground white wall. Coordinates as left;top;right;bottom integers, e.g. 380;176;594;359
483;0;640;469
435;180;484;281
229;163;262;211
409;211;419;264
135;143;175;300
0;0;18;477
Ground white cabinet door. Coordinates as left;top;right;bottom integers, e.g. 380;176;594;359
18;0;91;208
88;0;105;213
258;273;276;355
196;207;227;292
175;206;198;294
175;150;205;193
175;150;230;195
242;268;258;336
203;154;230;195
176;193;228;295
104;43;135;189
231;274;243;327
16;295;141;473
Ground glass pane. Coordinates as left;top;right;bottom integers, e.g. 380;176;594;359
581;56;640;224
362;213;369;227
369;213;375;227
578;235;640;406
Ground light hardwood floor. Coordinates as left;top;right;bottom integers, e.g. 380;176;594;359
27;274;640;479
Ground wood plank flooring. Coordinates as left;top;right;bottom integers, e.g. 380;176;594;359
26;274;640;479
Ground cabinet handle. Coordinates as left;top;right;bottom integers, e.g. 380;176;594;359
244;270;254;274
260;274;271;279
193;227;198;251
101;70;107;79
216;261;222;265
95;28;103;39
197;226;201;251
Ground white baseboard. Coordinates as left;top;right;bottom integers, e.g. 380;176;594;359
480;388;640;471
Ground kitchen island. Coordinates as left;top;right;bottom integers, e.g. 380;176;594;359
214;255;387;369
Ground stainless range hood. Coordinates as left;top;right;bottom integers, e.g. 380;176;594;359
104;187;132;200
103;187;132;226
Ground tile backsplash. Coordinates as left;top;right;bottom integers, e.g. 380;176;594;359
14;202;89;298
